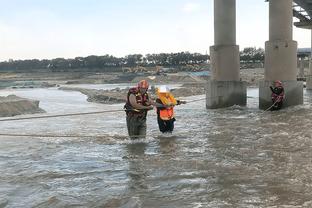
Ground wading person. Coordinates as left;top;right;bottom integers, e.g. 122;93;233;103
155;86;186;133
124;80;153;139
270;80;285;111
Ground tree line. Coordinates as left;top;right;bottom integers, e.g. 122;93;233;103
0;48;265;72
0;52;209;72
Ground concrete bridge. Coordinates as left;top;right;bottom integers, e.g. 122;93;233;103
206;0;312;109
294;0;312;89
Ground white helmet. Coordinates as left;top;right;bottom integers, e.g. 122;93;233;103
158;85;170;93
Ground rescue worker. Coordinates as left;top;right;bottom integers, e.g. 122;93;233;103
270;80;285;111
155;86;186;133
124;80;153;139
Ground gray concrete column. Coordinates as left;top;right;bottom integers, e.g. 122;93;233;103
264;0;297;81
269;0;293;41
207;0;246;109
214;0;236;45
209;0;240;81
306;30;312;89
260;0;303;109
298;57;305;78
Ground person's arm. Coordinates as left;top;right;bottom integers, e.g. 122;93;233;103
177;100;186;105
271;86;284;95
129;94;153;110
276;87;284;95
148;98;168;108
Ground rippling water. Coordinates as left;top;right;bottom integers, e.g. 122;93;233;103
1;87;312;207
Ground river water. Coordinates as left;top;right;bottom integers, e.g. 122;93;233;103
1;87;312;207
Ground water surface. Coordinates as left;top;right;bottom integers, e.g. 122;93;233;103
0;87;312;207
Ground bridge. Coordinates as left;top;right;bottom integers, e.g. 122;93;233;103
293;0;312;28
206;0;312;109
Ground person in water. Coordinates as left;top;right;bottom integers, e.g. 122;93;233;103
124;80;153;139
155;86;186;133
270;80;285;111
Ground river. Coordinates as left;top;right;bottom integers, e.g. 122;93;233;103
0;86;312;207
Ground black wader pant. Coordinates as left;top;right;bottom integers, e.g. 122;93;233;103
126;114;147;139
271;100;283;111
157;116;175;133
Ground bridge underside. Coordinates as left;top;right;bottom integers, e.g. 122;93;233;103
294;0;312;89
294;0;312;29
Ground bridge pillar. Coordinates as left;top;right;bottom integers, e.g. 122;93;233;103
206;0;246;109
306;30;312;89
259;0;303;109
298;57;305;79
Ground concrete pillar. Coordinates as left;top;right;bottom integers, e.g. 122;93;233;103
214;0;236;46
259;0;303;109
210;0;239;81
207;0;246;109
298;57;305;79
306;30;312;89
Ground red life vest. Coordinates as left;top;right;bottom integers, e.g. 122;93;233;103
125;87;149;115
271;86;285;103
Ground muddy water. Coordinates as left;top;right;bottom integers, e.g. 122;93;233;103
1;87;312;207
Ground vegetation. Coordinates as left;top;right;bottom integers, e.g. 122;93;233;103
0;47;266;72
0;52;209;72
240;47;264;63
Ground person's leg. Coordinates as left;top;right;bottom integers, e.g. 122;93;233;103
276;101;283;110
127;115;140;139
271;98;278;111
157;116;167;133
168;118;175;132
137;117;147;138
126;115;131;134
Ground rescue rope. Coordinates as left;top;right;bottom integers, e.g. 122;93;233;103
0;109;126;122
264;99;279;112
183;97;206;103
0;133;110;138
0;98;206;122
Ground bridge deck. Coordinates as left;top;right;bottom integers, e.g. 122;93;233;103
294;0;312;28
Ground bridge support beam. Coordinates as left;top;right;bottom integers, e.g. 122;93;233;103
259;0;303;110
206;0;246;109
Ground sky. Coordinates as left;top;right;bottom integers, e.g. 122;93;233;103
0;0;311;61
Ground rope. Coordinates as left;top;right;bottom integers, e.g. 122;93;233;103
0;98;206;122
184;97;206;103
0;132;151;139
0;133;108;138
264;99;279;112
0;109;126;122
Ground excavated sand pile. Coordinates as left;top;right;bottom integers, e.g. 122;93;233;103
0;95;45;117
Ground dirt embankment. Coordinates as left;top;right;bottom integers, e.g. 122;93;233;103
58;73;208;104
0;95;45;117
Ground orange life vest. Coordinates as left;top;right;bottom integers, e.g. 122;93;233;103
156;90;177;120
159;107;174;120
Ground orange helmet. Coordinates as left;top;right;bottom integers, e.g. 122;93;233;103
138;80;149;89
274;80;282;87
